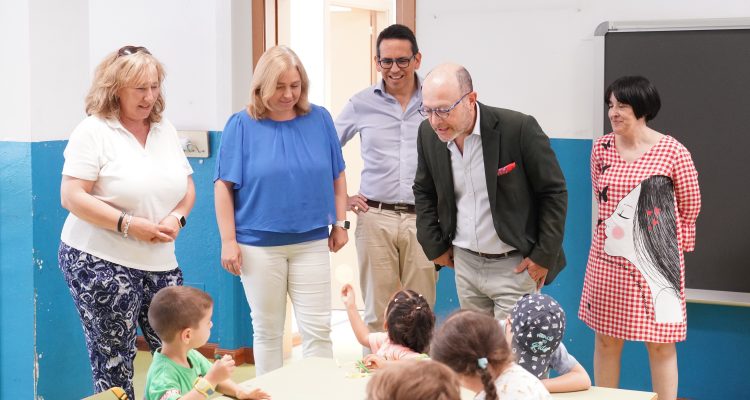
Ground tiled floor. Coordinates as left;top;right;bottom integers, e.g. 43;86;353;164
133;310;362;399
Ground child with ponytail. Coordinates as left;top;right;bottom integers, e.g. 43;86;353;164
430;310;551;400
341;284;434;368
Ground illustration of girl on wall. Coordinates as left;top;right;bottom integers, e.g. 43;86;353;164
603;175;681;323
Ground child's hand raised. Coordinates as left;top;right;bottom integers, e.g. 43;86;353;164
237;387;271;399
340;284;356;308
205;354;235;385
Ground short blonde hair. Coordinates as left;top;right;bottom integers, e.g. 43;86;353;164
247;45;310;119
85;47;166;123
366;360;462;400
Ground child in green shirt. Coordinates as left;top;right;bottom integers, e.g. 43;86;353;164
145;286;270;400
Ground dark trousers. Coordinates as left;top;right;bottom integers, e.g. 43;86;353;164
58;242;183;400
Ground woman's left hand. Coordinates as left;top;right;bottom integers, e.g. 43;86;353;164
158;215;182;240
328;226;348;252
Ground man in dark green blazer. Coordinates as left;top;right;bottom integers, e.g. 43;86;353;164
413;64;567;317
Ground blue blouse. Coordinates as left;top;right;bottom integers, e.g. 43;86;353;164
214;105;346;246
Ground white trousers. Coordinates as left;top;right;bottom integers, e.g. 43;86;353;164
239;239;333;375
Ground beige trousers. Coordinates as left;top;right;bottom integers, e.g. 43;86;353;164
453;246;538;320
355;208;437;333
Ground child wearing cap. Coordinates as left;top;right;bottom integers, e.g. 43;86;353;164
144;286;270;400
503;293;591;393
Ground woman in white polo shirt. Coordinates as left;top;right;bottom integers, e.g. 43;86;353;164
58;46;195;400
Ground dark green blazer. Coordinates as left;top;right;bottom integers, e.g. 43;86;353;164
413;102;567;283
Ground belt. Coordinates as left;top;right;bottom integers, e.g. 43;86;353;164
461;248;519;260
366;200;415;214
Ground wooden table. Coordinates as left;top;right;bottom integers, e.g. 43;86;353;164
218;357;656;400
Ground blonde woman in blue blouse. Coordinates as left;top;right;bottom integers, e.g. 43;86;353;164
214;46;349;375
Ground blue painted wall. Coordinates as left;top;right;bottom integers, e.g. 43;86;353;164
0;142;35;400
1;136;748;398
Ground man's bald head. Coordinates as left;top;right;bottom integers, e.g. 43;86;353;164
420;63;478;143
423;63;473;95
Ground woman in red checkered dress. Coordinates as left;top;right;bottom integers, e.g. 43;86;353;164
579;76;700;400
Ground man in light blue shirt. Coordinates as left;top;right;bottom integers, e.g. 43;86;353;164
335;24;436;335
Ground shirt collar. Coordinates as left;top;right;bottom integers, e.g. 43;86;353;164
470;103;481;137
373;73;423;99
105;117;161;132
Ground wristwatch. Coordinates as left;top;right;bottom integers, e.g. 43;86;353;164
170;212;187;228
193;376;215;397
333;220;350;230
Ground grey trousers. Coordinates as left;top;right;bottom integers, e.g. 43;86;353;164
453;246;538;319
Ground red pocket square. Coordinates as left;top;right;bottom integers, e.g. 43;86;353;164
497;162;516;176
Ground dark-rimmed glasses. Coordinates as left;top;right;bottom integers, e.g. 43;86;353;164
117;46;151;57
418;92;471;119
377;55;415;69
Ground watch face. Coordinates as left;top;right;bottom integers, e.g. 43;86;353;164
179;216;186;227
343;220;350;229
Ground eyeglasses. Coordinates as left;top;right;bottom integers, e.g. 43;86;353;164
418;92;471;119
377;55;415;69
117;46;151;57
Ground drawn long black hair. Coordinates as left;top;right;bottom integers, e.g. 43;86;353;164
634;175;680;295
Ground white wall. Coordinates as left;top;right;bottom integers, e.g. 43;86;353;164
30;0;90;142
289;0;327;105
416;0;750;139
0;0;252;142
0;1;32;141
88;0;233;133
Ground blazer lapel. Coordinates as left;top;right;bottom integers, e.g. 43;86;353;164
435;134;455;206
479;102;501;212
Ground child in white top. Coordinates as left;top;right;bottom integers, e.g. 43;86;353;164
341;284;434;368
431;310;551;400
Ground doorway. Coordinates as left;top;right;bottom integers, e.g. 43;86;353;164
251;0;414;355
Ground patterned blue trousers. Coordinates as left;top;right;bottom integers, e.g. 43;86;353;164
58;242;183;400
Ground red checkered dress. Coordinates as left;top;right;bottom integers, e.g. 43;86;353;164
579;133;701;343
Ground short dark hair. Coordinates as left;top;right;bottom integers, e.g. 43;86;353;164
148;286;213;342
385;289;435;353
376;24;418;57
605;75;661;122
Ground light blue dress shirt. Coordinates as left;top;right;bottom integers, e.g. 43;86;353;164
335;76;425;205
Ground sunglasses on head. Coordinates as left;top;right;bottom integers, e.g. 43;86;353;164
117;46;151;57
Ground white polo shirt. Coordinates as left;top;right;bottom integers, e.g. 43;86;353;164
60;115;193;271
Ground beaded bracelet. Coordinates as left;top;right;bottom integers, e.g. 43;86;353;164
122;213;133;238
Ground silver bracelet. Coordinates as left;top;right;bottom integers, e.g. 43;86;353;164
122;213;133;238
